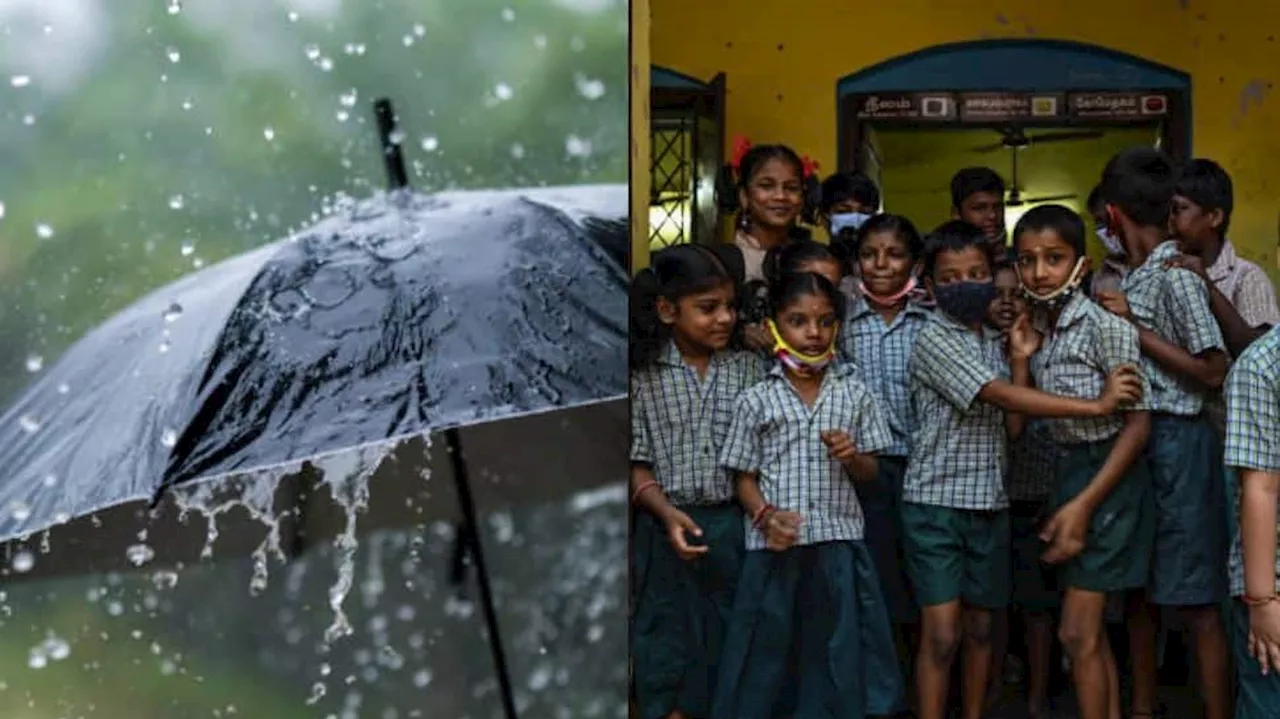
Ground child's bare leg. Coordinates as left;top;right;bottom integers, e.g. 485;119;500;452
917;602;963;719
961;607;995;719
1182;604;1231;719
1060;588;1111;719
987;609;1009;707
1024;611;1053;715
1125;591;1159;718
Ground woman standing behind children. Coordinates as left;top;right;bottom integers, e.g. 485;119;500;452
837;213;931;674
629;244;765;719
1013;205;1155;719
713;272;904;719
902;220;1143;719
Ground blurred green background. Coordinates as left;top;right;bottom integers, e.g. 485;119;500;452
0;0;627;716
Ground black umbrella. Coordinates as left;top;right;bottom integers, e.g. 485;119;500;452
0;99;627;719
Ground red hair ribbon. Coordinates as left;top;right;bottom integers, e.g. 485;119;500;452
729;136;753;170
801;154;820;179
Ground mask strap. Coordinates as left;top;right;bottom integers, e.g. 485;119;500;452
765;318;836;364
1021;257;1087;302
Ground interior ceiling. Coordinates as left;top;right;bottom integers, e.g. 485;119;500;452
876;125;1161;231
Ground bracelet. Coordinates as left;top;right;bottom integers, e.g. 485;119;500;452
630;480;661;505
751;504;776;530
1242;594;1278;607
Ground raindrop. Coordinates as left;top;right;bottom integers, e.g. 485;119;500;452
493;83;514;101
10;75;30;88
27;650;46;669
168;194;185;210
335;110;349;123
35;223;53;239
11;551;34;573
18;414;40;434
412;669;433;688
263;126;276;141
24;354;43;373
343;42;367;55
533;34;548;50
501;8;515;21
320;663;332;676
287;10;299;22
151;570;179;590
402;34;414;47
181;98;193;111
180;240;195;256
574;73;606;100
339;89;358;107
413;23;426;37
159;338;171;354
41;474;56;488
160;428;178;448
45;637;70;661
165;46;181;63
162;302;183;323
510;143;525;160
565;134;593;158
389;129;405;145
0;201;5;218
126;544;156;567
306;682;327;705
166;0;181;14
10;502;31;522
318;57;334;72
420;135;438;152
56;383;69;395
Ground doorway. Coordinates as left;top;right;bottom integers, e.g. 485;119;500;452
836;40;1191;239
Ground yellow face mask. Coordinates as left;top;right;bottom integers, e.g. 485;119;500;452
765;318;837;373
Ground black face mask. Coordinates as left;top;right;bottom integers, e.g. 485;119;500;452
933;280;998;325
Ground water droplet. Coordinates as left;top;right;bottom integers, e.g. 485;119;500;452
574;73;605;100
388;129;405;145
420;135;438;152
306;682;327;705
11;551;34;573
319;662;331;676
10;502;31;522
412;669;433;688
510;143;525;160
125;544;156;567
35;223;53;239
339;89;357;107
533;34;547;49
10;75;30;88
0;201;6;219
24;354;43;373
27;651;46;670
44;637;70;661
263;126;275;141
18;414;40;434
501;8;515;21
166;0;181;14
335;110;349;122
565;134;592;158
56;383;69;395
402;34;414;47
42;474;57;488
318;57;333;72
180;240;195;256
22;113;35;126
493;82;513;101
303;44;321;61
162;302;183;323
168;194;185;210
181;98;193;111
160;428;178;448
165;46;181;63
413;23;426;36
151;570;179;590
287;10;299;22
158;338;171;354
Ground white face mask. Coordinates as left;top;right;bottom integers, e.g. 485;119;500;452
829;212;872;236
1095;227;1125;257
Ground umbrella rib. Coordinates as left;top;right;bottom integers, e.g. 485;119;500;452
446;427;520;719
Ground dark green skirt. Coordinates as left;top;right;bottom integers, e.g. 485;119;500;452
1053;438;1153;593
858;457;915;623
632;504;744;719
711;541;904;719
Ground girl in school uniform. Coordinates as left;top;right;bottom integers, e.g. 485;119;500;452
630;244;766;719
713;271;904;719
1012;204;1153;719
836;213;931;673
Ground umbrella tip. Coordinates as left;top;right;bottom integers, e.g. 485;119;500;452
373;97;410;192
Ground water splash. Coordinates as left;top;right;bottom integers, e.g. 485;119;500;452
315;444;387;644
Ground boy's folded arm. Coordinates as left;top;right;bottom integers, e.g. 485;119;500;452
1135;327;1228;389
977;379;1103;419
1239;468;1280;599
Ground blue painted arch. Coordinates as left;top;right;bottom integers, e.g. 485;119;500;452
835;39;1192;157
652;66;707;90
836;39;1190;95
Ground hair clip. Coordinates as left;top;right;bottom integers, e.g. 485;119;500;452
801;154;820;179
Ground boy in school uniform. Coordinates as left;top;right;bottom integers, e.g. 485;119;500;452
1167;158;1280;358
950;167;1008;252
1087;184;1129;297
1223;325;1280;719
1094;147;1232;719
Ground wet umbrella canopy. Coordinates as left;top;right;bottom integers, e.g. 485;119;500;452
0;100;628;718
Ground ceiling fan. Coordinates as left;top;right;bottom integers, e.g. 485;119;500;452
1000;131;1080;208
972;125;1106;154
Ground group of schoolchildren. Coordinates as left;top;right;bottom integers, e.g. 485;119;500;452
629;141;1280;719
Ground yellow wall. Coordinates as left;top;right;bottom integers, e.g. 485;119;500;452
645;0;1280;278
630;0;651;274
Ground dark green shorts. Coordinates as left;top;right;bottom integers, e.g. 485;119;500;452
1010;501;1059;612
901;502;1010;609
1227;598;1280;718
1053;439;1154;593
